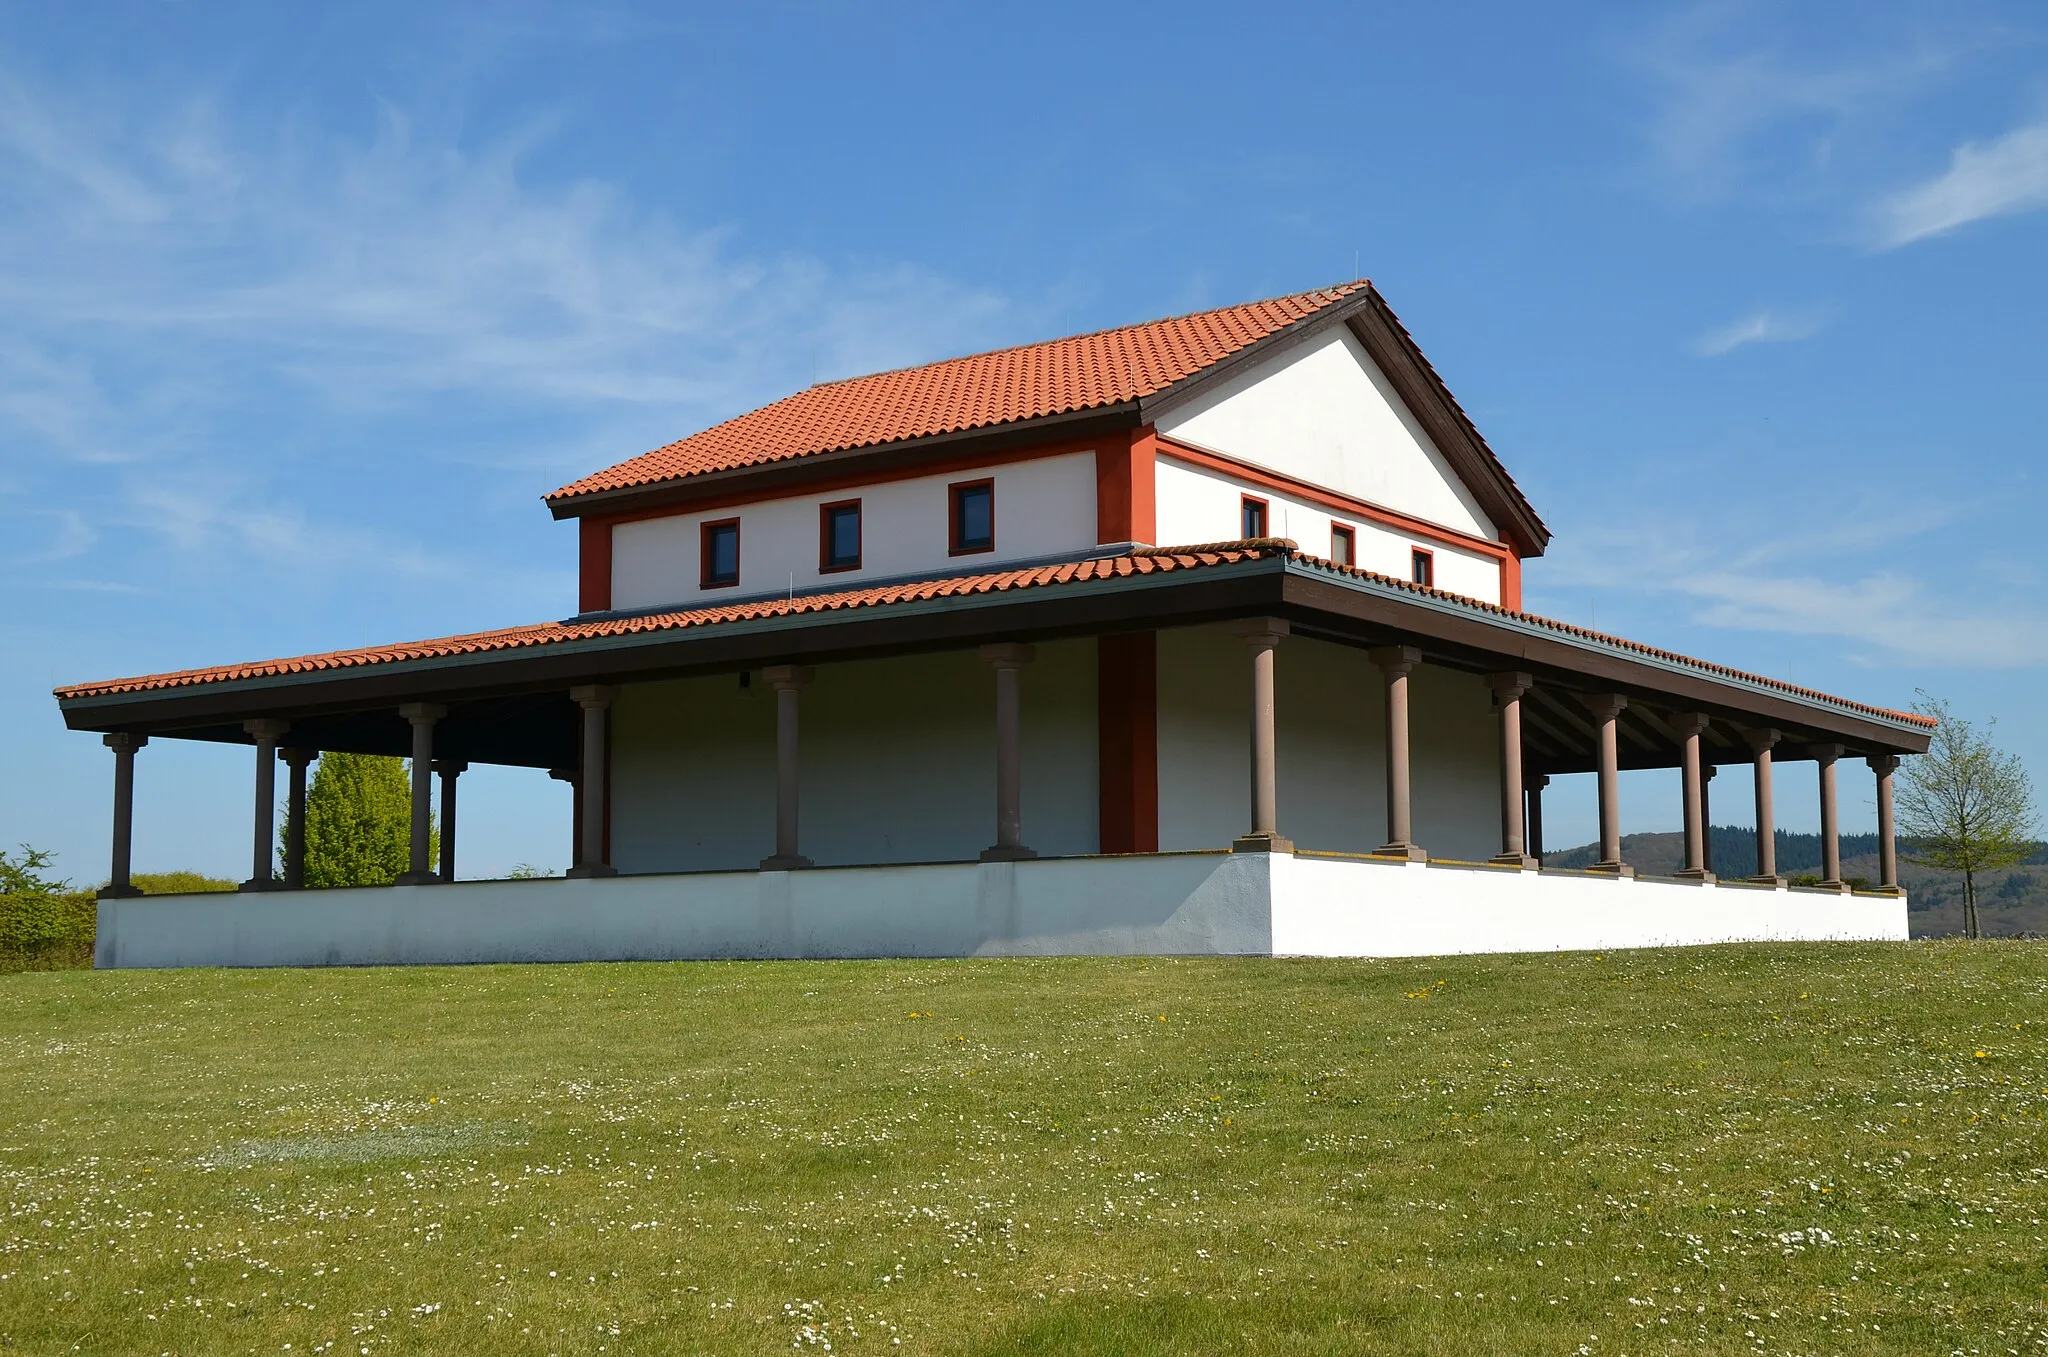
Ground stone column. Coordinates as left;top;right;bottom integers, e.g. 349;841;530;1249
1673;712;1715;883
281;748;314;889
1232;620;1292;853
1370;644;1425;861
1746;728;1783;885
1525;772;1549;862
240;718;290;892
1487;672;1536;868
1701;763;1717;875
566;688;618;878
395;704;445;885
980;645;1037;862
760;666;815;870
1869;754;1900;894
434;759;467;883
1815;743;1846;891
100;733;147;899
1586;694;1632;876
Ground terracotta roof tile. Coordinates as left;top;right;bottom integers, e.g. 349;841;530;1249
546;283;1371;503
53;542;1933;731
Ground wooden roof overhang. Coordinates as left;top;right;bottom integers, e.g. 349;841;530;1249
54;549;1930;772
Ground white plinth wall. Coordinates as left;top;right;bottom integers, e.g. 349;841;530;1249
95;854;1907;970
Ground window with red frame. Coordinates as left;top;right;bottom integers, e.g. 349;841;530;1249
1240;495;1268;539
700;518;740;589
950;479;994;554
1410;547;1434;588
819;499;861;572
1330;523;1355;566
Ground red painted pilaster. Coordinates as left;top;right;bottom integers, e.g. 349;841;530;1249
1095;426;1158;545
579;517;613;614
1097;631;1159;854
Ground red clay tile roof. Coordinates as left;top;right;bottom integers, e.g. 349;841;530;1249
53;543;1934;731
546;283;1372;504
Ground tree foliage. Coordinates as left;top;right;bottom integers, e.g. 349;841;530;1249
1897;694;2037;938
0;844;69;897
295;753;435;889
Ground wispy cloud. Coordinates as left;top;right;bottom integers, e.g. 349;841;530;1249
1690;308;1825;356
1871;118;2048;248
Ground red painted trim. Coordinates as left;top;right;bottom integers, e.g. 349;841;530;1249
1097;631;1158;854
1500;549;1523;613
601;706;612;867
1240;494;1269;539
1410;546;1435;588
578;518;612;613
699;517;741;589
1330;522;1356;567
948;478;995;555
1093;426;1158;544
1155;434;1511;562
818;498;862;573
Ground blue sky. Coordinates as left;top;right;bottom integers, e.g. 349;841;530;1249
4;1;2045;883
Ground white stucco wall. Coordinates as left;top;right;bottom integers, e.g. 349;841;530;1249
609;640;1099;870
1154;327;1498;540
1155;625;1500;859
610;451;1099;612
94;854;1906;970
1153;458;1502;604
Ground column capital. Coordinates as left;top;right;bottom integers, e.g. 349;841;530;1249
1867;752;1900;776
397;702;447;724
979;643;1036;669
432;759;469;777
244;717;291;741
103;731;147;755
1369;643;1422;676
1670;711;1712;738
1743;726;1781;755
1811;741;1845;765
1583;692;1628;721
1486;671;1534;702
759;665;813;692
1231;616;1290;647
567;685;618;710
548;767;578;784
1702;761;1718;781
1524;771;1550;792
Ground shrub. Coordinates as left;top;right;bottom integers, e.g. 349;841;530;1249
132;871;238;894
0;890;96;971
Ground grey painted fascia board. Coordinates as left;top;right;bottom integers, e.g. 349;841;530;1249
1280;557;1927;738
56;554;1281;716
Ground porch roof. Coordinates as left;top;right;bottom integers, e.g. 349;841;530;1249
53;541;1932;770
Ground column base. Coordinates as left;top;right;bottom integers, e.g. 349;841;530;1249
758;854;814;872
1814;878;1852;895
1232;833;1295;854
1373;842;1427;863
393;871;442;887
1490;852;1538;870
979;845;1039;863
565;863;619;879
97;884;142;899
1748;874;1787;889
238;877;289;893
1673;868;1718;885
1586;861;1635;878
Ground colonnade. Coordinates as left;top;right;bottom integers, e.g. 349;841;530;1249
1222;618;1902;892
96;643;1045;894
94;626;1906;893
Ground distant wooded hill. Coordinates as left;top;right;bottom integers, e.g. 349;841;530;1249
1543;828;2048;940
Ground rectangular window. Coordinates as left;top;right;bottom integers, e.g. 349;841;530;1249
1330;523;1355;567
700;517;740;589
1411;547;1434;588
819;499;861;572
1241;495;1268;540
950;479;994;554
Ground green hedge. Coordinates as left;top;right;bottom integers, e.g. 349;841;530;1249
0;890;97;971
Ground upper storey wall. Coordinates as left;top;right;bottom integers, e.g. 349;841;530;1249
1154;327;1499;542
606;451;1098;613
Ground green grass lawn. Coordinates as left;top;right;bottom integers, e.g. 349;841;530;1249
2;944;2044;1355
